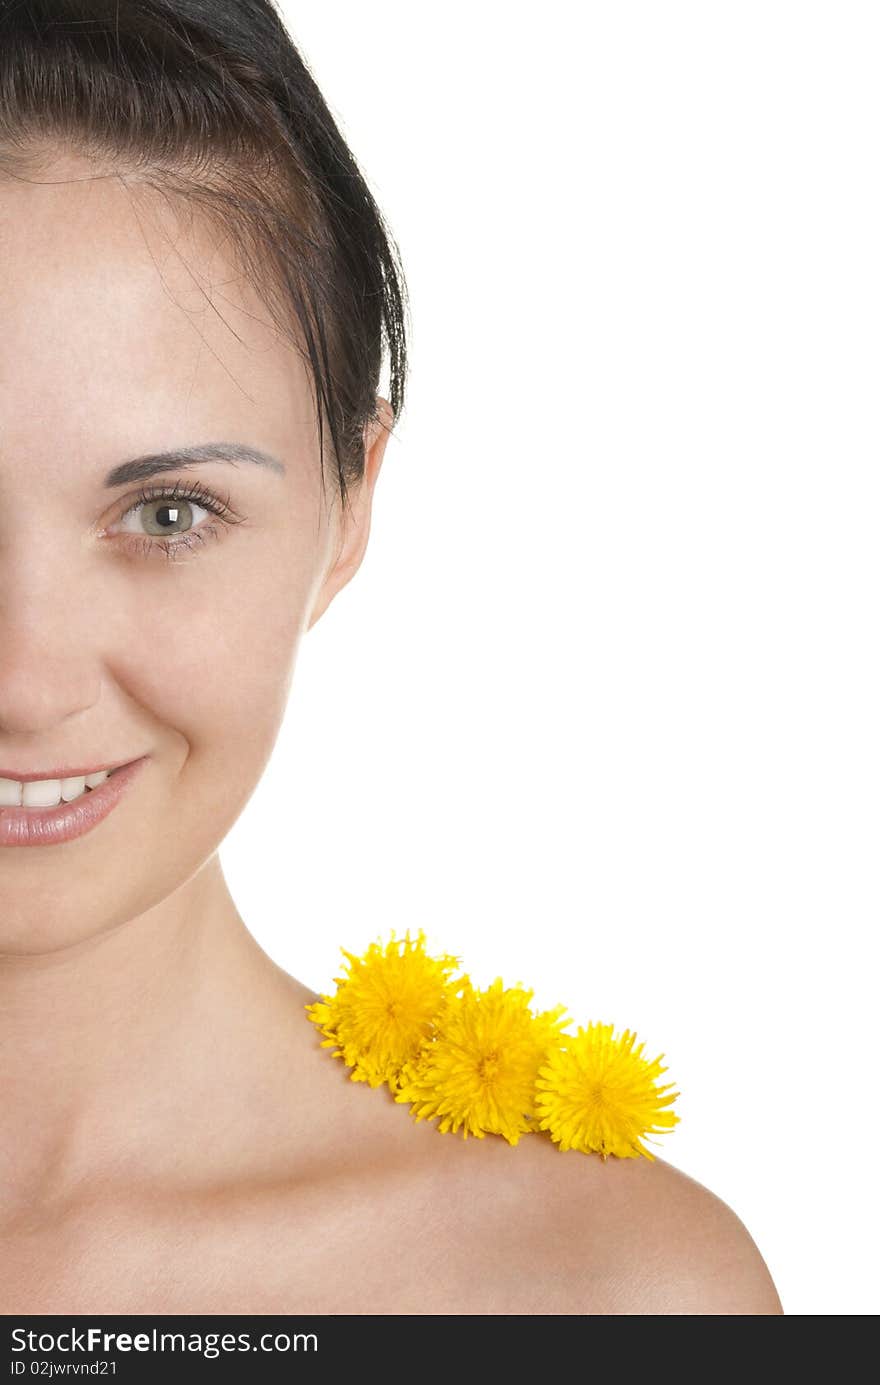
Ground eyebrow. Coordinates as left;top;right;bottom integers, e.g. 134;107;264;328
103;442;286;488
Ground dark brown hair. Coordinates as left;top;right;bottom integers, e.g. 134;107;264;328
0;0;409;515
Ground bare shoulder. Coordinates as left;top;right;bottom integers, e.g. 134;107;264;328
597;1154;783;1315
288;1008;782;1315
461;1134;784;1315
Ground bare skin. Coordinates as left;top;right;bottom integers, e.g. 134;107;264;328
0;149;782;1316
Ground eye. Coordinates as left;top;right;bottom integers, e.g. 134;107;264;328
107;480;245;562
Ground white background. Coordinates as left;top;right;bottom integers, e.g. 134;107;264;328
221;1;879;1315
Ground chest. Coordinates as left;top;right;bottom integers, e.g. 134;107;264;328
0;1186;598;1315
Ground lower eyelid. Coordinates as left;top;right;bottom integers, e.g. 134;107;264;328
121;521;223;562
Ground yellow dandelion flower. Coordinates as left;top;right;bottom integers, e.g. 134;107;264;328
395;977;570;1145
535;1022;679;1159
305;930;463;1091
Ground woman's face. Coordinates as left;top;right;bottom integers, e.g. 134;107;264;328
0;153;388;952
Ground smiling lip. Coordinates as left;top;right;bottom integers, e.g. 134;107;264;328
0;756;150;848
0;759;133;783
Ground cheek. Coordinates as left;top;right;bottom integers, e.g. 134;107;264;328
127;546;308;769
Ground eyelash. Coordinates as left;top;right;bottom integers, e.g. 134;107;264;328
113;480;245;563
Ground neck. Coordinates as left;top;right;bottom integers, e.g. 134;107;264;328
0;856;319;1212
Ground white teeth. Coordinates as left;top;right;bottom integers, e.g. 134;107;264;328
21;780;64;808
0;769;110;809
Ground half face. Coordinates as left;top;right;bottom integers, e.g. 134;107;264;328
0;150;375;951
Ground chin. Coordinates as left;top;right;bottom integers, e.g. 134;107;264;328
0;891;131;958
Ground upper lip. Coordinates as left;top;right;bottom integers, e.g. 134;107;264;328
0;758;139;783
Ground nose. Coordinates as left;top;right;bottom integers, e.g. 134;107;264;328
0;549;103;735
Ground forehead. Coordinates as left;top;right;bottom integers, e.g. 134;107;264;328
0;155;316;479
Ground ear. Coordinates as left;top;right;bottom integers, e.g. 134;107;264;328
306;396;395;631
